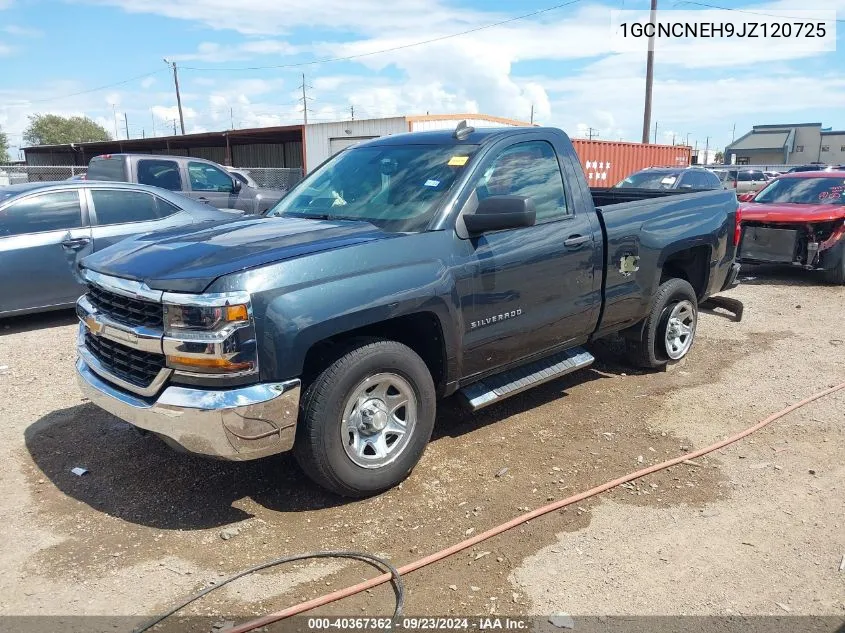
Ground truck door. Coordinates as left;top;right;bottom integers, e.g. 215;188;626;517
459;139;598;378
186;161;251;212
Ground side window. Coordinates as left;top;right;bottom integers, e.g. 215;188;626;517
188;162;234;193
677;172;697;188
738;171;753;182
0;191;82;237
476;141;568;223
91;189;171;225
705;172;720;188
137;159;182;191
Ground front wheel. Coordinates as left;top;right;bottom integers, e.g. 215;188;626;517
625;278;699;369
294;339;436;497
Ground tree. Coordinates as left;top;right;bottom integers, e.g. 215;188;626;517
714;151;725;164
0;125;9;162
23;114;110;146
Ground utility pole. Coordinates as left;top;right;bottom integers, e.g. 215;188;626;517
172;119;177;135
151;111;156;137
299;73;312;125
230;107;234;130
671;132;676;145
653;120;658;144
163;59;186;134
704;136;710;164
350;105;355;121
124;113;129;140
685;132;691;146
530;104;534;125
731;123;736;142
641;0;657;143
588;127;599;140
111;103;119;139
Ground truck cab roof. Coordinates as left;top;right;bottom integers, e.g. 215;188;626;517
355;126;547;148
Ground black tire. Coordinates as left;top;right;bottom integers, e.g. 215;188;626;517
823;246;845;285
625;278;699;369
294;339;436;497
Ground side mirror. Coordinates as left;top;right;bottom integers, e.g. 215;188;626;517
463;195;536;235
737;192;755;202
232;177;242;193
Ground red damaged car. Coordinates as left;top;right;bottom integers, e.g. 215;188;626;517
737;171;845;284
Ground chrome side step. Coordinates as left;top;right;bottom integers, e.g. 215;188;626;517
458;347;595;411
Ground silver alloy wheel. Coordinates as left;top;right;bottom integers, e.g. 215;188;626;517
341;372;417;469
664;300;696;360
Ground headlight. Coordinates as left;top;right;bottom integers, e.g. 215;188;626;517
164;303;249;332
161;292;257;377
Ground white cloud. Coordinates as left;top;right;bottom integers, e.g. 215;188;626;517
170;40;298;63
2;24;43;37
0;42;13;56
151;104;196;123
140;76;156;89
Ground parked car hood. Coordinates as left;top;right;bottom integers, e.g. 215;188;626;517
81;216;395;293
740;202;845;223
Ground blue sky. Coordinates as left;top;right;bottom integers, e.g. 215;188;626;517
1;0;843;159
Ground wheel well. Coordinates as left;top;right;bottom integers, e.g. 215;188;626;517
661;246;711;298
301;312;447;393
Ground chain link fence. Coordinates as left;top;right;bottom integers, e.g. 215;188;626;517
230;167;304;190
0;164;303;190
0;164;88;185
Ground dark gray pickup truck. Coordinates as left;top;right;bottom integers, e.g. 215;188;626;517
74;125;740;497
86;154;288;214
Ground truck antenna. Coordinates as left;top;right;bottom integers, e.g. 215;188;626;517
453;120;475;141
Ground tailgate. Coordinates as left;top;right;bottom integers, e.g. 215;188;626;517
740;226;797;263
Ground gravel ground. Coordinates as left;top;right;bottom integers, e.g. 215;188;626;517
0;266;842;631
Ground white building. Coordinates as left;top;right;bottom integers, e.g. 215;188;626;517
303;113;533;172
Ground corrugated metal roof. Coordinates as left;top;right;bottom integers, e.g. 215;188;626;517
729;131;790;151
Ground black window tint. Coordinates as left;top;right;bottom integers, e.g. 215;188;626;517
155;197;181;218
0;191;82;237
705;172;720;188
188;162;234;193
87;157;127;181
478;141;568;222
91;189;166;225
678;172;699;188
738;172;753;182
137;160;182;191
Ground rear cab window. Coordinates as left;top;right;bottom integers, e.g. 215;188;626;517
87;156;128;182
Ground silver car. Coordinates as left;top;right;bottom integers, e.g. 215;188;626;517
0;181;240;318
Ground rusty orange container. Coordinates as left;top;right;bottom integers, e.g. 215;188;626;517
571;139;692;187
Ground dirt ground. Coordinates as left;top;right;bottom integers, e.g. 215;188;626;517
0;265;843;631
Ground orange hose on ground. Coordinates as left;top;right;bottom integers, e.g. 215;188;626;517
231;380;845;633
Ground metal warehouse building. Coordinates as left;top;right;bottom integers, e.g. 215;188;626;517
22;113;532;174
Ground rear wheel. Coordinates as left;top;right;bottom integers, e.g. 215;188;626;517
294;339;436;497
625;278;699;369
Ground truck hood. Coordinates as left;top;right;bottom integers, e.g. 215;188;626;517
740;202;845;223
82;216;395;293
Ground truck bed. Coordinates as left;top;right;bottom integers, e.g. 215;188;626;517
589;188;739;337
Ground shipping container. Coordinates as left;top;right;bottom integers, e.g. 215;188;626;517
571;139;691;187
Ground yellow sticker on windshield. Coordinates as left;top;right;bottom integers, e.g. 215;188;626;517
448;156;469;166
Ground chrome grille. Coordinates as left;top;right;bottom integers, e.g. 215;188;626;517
87;284;163;328
84;333;165;389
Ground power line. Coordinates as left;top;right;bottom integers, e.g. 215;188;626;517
17;69;165;105
180;0;584;72
673;1;845;22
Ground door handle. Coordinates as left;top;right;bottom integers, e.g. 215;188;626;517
197;196;210;203
564;235;590;249
61;237;91;250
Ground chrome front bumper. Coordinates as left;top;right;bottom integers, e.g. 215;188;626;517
76;357;301;461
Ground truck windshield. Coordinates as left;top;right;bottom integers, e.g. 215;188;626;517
754;177;845;205
615;171;680;189
266;144;479;232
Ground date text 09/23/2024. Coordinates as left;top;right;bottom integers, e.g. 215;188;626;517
307;617;531;630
